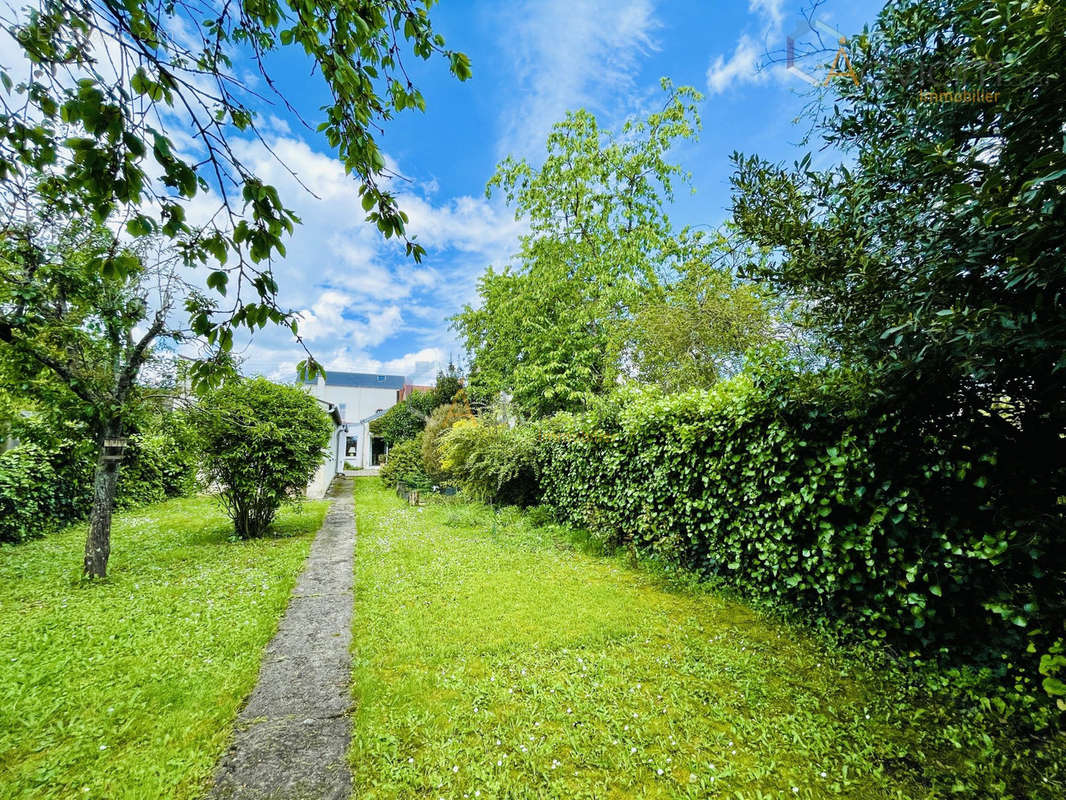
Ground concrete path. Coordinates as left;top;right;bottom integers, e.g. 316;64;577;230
207;477;355;800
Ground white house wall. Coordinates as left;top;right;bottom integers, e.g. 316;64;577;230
307;383;397;425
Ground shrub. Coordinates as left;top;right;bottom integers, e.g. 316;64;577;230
379;438;428;489
0;444;59;542
438;417;539;505
368;400;428;447
531;362;1064;725
194;378;332;539
117;412;201;508
421;396;472;484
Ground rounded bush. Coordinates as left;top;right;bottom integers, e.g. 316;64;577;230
194;378;332;539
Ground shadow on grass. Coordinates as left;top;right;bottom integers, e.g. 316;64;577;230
184;505;324;546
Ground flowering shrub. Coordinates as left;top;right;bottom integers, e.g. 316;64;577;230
438;417;539;505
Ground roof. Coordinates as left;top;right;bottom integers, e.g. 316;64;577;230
359;408;389;424
313;398;344;426
302;371;405;390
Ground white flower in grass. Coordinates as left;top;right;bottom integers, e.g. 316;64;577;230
408;757;414;763
630;747;637;754
820;771;827;778
453;765;459;773
657;768;664;776
792;788;799;794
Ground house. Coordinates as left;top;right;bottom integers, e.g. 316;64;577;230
302;371;406;471
398;382;434;402
306;400;345;499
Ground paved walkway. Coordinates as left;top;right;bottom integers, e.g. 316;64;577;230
207;478;355;800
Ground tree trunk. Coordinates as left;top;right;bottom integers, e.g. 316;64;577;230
84;421;122;578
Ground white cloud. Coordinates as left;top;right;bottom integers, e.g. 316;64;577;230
179;132;524;382
749;0;785;31
495;0;660;159
705;0;791;95
706;34;766;95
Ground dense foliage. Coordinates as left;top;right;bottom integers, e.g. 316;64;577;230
194;378;331;538
438;417;538;506
115;413;201;508
0;408;197;543
454;83;773;417
379;437;429;489
523;360;1063;725
727;0;1066;717
0;444;58;543
420;396;471;485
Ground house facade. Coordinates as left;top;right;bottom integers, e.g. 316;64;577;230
305;401;345;499
302;371;406;472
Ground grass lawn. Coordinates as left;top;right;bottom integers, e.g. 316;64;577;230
350;478;1062;799
0;495;328;799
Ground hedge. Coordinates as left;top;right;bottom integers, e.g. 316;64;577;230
524;364;1064;722
0;444;60;543
0;413;200;543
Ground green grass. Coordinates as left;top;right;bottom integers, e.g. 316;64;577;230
0;495;328;800
350;479;1063;799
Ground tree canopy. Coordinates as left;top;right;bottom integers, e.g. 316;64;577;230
455;82;774;417
732;0;1066;429
0;0;469;382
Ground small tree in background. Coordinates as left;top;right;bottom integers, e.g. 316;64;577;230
195;378;331;539
432;362;464;408
369;401;427;447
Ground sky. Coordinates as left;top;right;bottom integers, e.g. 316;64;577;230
3;0;884;385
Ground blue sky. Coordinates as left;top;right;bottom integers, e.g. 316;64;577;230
216;0;885;383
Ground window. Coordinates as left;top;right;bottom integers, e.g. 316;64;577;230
376;375;386;383
338;403;347;420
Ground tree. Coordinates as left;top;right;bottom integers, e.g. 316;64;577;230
194;377;331;538
613;231;776;392
369;399;426;447
730;0;1066;696
431;361;463;408
0;222;192;576
0;1;470;379
455;82;770;416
